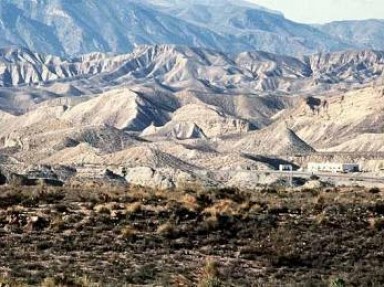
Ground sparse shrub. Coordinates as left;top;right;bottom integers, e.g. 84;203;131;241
314;212;327;225
179;194;199;212
371;201;384;215
120;225;137;239
198;259;222;287
41;277;57;287
261;188;278;194
0;275;26;287
198;276;222;287
368;187;381;194
203;199;239;216
177;180;205;193
329;277;345;287
368;217;384;230
249;203;263;213
41;275;100;287
125;202;142;214
201;214;219;231
202;259;219;278
8;173;37;187
310;174;320;180
131;263;158;283
74;275;101;287
156;222;175;236
128;186;155;201
35;188;65;204
93;204;111;215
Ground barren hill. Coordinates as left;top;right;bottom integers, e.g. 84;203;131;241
1;45;384;113
0;46;384;174
235;123;316;156
277;85;384;152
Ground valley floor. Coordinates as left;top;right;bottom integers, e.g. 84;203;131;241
0;185;383;286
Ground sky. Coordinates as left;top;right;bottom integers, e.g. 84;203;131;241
248;0;384;24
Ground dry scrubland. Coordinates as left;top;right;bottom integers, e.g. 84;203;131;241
0;184;383;287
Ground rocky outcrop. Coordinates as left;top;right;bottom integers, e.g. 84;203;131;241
125;167;174;190
124;167;218;191
24;165;76;182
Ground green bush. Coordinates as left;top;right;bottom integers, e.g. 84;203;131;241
329;278;345;287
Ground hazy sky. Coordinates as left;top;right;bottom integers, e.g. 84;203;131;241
248;0;384;23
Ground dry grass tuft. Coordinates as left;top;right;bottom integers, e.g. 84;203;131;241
93;202;122;214
202;214;219;231
125;202;142;214
49;215;66;232
41;277;58;287
156;222;176;236
40;276;101;287
368;217;384;230
0;276;26;287
93;204;111;214
120;225;137;239
198;259;222;287
74;275;101;287
203;199;240;216
178;194;199;212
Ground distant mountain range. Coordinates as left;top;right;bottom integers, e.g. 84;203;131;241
0;0;383;57
318;20;384;51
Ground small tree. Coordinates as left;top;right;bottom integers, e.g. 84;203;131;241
121;166;127;177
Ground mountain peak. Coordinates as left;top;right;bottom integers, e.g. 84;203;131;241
147;0;282;14
0;0;382;57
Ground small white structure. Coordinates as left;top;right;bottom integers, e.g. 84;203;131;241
308;162;360;173
279;164;293;171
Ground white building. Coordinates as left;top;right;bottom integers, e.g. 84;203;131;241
308;162;360;173
279;164;293;171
